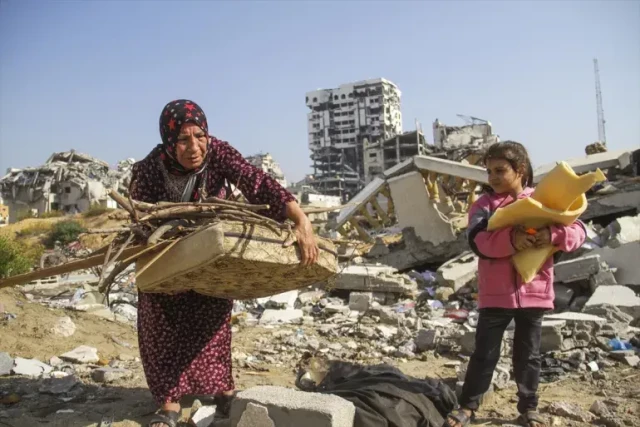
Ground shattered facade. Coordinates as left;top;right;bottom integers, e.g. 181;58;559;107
245;152;288;188
363;130;430;183
0;151;134;223
306;78;403;200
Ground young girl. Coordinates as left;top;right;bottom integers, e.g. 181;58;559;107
444;142;586;427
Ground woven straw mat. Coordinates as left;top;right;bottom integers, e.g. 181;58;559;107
135;220;338;300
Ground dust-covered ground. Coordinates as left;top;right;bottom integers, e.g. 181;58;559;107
1;288;639;427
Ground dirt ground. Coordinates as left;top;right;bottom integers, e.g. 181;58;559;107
1;288;639;427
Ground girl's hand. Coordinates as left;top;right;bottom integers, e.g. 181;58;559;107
512;227;536;251
534;227;552;247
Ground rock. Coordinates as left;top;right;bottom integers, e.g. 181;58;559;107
436;252;478;291
236;402;275;427
191;405;218;427
590;400;611;417
39;375;79;394
348;292;373;312
91;367;133;383
60;346;100;364
459;331;476;355
548;401;595;423
376;325;397;339
0;353;13;376
49;356;63;367
622;355;640;367
259;309;303;325
12;358;52;378
435;287;454;302
415;329;437;352
50;316;76;338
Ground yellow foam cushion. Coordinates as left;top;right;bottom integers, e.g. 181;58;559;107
486;162;606;283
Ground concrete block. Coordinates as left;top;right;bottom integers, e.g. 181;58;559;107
230;386;355;427
257;291;299;310
237;402;275;427
0;353;13;376
589;269;617;292
585;285;640;318
436;251;478;291
348;292;372;312
60;346;99;364
335;264;416;293
540;320;566;353
554;255;601;283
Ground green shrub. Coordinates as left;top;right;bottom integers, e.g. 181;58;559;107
40;210;65;219
83;203;113;218
46;220;86;248
0;236;43;278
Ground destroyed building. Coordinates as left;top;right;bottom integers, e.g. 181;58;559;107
305;78;403;199
363;129;430;183
245;152;288;188
0;151;134;223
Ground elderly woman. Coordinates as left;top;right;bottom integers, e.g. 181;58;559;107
130;99;319;427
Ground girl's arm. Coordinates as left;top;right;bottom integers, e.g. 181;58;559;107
549;221;587;253
467;201;517;259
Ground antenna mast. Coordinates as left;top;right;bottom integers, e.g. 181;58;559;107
593;58;607;144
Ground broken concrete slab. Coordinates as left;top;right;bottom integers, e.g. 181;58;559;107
12;357;52;378
600;214;640;248
334;264;417;294
582;304;634;324
554;255;601;283
91;367;133;383
0;353;12;376
60;346;99;364
591;242;640;285
436;251;478;291
39;375;79;394
534;149;634;183
545;312;608;324
585;285;640;318
548;401;596;423
589;269;618;291
259;309;304;325
540;320;566;354
257;291;299;310
230;386;355;427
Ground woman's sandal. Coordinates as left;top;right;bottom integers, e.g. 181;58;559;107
518;411;547;427
443;408;473;427
148;409;180;427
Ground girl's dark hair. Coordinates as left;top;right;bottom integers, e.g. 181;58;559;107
482;141;534;189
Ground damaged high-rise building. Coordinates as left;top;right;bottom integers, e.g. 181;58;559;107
306;78;403;200
0;150;134;223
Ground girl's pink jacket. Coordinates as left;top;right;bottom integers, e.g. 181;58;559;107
467;187;587;310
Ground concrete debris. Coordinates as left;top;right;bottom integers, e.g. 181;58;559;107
191;405;218;427
50;316;77;338
0;353;13;376
259;309;304;325
554;255;601;283
436;251;477;291
548;401;595;423
599;214;640;248
60;346;100;364
91;367;133;383
585;285;640;318
334;264;417;294
0;150;134;222
230;386;355;427
12;357;52;378
236;402;275;427
39;375;79;394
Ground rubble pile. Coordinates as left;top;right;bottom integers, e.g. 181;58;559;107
0;150;134;221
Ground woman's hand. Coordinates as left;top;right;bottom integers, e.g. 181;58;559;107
294;218;319;266
285;201;319;266
512;226;536;251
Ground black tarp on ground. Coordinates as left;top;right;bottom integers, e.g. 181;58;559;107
298;361;457;427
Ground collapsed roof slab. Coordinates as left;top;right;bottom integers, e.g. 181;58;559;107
533;149;636;183
384;155;489;184
335;177;386;230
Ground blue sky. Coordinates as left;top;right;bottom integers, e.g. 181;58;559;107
1;0;638;182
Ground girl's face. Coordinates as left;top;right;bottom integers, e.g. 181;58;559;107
486;158;524;195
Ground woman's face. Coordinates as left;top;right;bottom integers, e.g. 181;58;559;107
486;158;523;195
175;122;208;170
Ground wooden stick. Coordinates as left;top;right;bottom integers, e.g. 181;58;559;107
202;196;270;211
147;220;183;245
0;242;169;289
138;205;221;222
98;259;135;294
83;228;132;234
98;240;115;285
109;190;137;218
